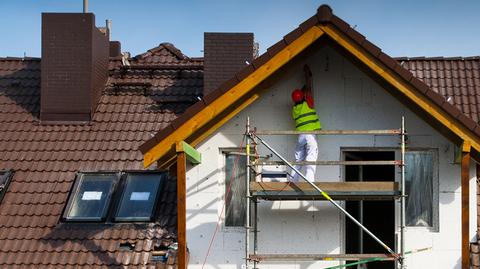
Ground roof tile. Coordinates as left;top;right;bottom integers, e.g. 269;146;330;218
266;40;287;58
251;52;272;70
299;15;319;32
400;57;480;123
317;5;333;22
235;64;255;82
0;42;186;266
345;27;366;45
378;52;399;71
425;89;447;107
203;77;238;105
361;40;382;58
458;113;477;130
283;27;304;45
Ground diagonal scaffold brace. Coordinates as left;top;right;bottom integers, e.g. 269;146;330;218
323;247;430;269
247;130;403;264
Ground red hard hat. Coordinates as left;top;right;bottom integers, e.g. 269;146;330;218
291;89;303;103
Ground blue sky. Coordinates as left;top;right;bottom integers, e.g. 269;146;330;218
0;0;479;58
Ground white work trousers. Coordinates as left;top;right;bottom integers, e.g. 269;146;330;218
291;134;318;182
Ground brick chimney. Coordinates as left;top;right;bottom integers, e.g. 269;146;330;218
41;13;109;122
203;33;254;96
109;41;122;57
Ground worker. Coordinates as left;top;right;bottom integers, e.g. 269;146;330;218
290;64;321;182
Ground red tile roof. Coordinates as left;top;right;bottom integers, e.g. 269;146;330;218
398;57;480;123
0;43;201;267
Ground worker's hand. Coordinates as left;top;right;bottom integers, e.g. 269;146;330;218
303;64;312;77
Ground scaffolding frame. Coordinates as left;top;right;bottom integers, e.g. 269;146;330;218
244;117;406;269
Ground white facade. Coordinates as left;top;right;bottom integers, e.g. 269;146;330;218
184;45;477;269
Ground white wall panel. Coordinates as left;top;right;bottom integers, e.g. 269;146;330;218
185;45;470;269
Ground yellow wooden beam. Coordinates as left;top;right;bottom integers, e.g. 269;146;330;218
462;141;471;153
143;26;325;167
318;24;480;154
156;93;261;169
188;93;260;149
158;156;177;170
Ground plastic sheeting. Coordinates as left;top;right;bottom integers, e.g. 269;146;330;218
405;151;434;227
225;154;247;227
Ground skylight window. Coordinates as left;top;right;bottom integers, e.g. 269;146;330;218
62;171;167;223
115;172;166;221
63;173;119;222
0;170;13;203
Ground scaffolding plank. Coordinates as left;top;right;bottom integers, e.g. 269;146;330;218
251;182;398;192
254;129;401;135
250;182;400;200
249;253;395;261
256;160;400;166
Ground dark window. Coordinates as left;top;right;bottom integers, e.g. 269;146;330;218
115;173;165;221
225;152;247;227
63;171;168;223
0;170;13;203
405;150;438;229
64;173;119;221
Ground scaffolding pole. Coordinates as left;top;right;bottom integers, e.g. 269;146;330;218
253;197;258;269
400;116;406;269
359;165;364;256
248;132;401;262
245;118;251;269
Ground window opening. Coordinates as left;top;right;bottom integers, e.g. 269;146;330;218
224;151;247;227
115;172;165;221
64;173;119;221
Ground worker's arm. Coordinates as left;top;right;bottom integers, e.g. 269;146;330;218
303;64;315;108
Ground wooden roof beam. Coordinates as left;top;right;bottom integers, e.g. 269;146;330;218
143;26;325;167
319;24;480;155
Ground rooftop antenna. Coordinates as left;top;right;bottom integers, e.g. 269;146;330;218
83;0;88;13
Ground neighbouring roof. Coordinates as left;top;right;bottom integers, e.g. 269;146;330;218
139;5;480;167
133;42;203;66
398;57;480;123
0;43;202;267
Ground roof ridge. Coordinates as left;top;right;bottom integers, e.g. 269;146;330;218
160;42;188;60
133;43;189;61
394;56;480;61
0;57;41;61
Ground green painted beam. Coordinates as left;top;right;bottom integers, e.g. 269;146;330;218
324;257;382;269
176;141;201;164
323;247;431;269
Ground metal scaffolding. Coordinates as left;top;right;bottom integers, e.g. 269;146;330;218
244;116;407;269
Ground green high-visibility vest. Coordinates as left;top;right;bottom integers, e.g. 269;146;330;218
292;101;321;131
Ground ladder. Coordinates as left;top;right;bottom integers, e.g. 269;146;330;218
243;117;407;269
